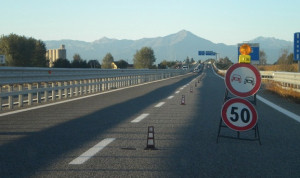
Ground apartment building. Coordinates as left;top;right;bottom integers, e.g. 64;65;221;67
46;45;66;67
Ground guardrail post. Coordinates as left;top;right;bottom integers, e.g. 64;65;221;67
64;81;68;98
52;82;56;101
88;79;92;93
44;82;48;102
0;85;2;111
37;82;41;103
8;85;13;109
58;82;62;99
28;84;32;106
79;80;83;95
75;81;79;96
95;79;98;92
70;81;73;97
18;84;23;107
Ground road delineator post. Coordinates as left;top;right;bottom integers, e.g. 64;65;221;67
145;126;156;150
190;86;193;93
181;95;186;105
195;82;197;87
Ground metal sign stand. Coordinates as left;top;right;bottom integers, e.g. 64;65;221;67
216;89;261;145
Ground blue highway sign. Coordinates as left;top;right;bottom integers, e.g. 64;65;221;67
294;32;300;61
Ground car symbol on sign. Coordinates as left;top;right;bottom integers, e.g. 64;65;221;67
244;77;255;85
231;74;241;83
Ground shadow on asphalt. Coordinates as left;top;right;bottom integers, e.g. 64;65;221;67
0;74;198;177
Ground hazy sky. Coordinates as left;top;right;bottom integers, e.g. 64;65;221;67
1;0;299;45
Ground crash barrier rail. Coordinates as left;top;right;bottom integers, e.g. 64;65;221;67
212;63;300;92
0;67;187;111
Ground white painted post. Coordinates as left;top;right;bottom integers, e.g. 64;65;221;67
75;81;79;96
28;84;32;106
64;81;68;98
58;82;62;99
0;85;2;111
44;82;48;102
70;81;73;97
18;84;23;107
8;85;13;109
52;82;56;101
79;80;83;95
37;83;41;103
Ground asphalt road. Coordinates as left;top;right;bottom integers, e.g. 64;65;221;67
0;64;300;177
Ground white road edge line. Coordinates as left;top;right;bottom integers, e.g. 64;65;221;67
212;65;300;123
69;138;115;165
256;95;300;123
155;102;165;108
131;113;149;123
175;91;180;94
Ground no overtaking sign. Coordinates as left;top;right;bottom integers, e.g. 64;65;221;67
225;63;261;97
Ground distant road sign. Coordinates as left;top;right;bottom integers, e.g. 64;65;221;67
205;51;216;55
225;63;261;97
238;43;259;61
0;55;5;64
294;32;300;61
198;51;205;55
221;98;258;131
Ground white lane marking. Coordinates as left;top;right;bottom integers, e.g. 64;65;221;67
131;113;149;123
155;102;165;108
175;91;180;94
69;138;115;165
167;96;174;99
212;66;300;123
257;95;300;123
180;87;184;90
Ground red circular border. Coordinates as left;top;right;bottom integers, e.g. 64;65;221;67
221;98;258;131
225;63;261;97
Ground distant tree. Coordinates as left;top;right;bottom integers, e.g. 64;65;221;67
32;40;47;67
114;59;128;69
102;53;114;69
0;34;47;67
88;59;101;68
133;47;156;69
158;60;177;69
276;49;295;71
185;56;190;64
259;50;267;65
190;58;195;64
216;56;233;69
53;58;71;68
71;53;88;68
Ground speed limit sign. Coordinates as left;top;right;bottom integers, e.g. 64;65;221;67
221;98;258;131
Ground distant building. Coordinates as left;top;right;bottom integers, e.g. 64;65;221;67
46;45;66;67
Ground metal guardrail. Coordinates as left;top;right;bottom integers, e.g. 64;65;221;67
212;63;300;92
0;67;187;111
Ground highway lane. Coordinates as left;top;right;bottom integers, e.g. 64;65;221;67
0;65;300;177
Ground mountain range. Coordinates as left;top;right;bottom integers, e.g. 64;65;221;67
45;30;293;64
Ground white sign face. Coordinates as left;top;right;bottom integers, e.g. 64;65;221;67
229;67;256;93
221;98;258;131
225;63;261;97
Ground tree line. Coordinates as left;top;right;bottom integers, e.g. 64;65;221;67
0;34;159;69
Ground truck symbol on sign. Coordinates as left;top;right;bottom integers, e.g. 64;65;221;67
231;74;241;83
